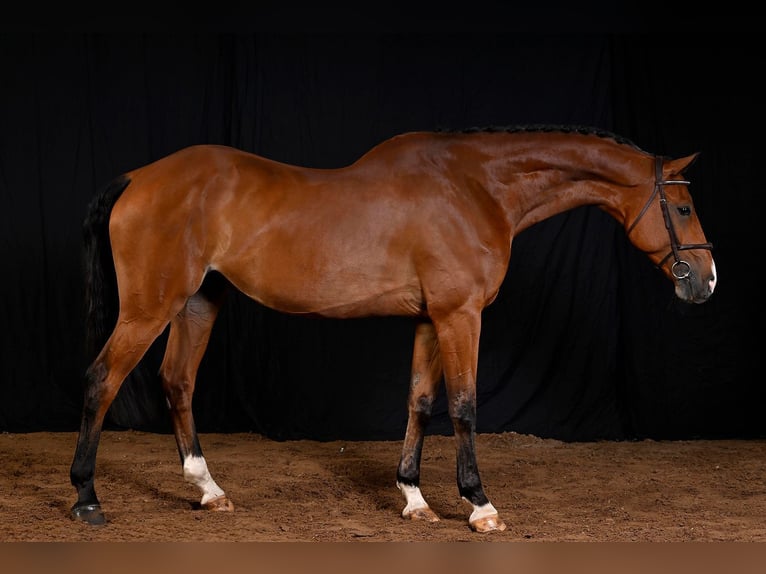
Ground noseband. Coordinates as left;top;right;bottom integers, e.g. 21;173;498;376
626;156;713;280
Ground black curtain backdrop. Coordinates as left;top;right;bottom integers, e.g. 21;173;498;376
0;31;759;442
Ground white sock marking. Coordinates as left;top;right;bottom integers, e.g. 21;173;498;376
397;482;430;515
183;455;225;505
466;500;499;524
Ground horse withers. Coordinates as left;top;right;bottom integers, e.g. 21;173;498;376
70;125;716;532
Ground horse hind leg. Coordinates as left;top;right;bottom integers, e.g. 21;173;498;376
396;320;442;523
70;316;171;525
160;273;234;512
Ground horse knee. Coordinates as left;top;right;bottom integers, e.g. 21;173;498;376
162;378;193;405
449;395;477;433
409;394;433;422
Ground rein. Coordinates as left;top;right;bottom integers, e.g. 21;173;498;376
626;156;713;280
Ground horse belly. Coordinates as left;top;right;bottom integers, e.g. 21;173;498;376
213;233;425;319
226;267;424;319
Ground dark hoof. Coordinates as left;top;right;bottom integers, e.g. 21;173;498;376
70;503;106;526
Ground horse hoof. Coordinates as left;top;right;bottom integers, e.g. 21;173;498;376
469;514;507;533
403;506;440;523
70;503;106;526
202;495;234;512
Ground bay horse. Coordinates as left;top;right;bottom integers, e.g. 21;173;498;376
70;125;716;533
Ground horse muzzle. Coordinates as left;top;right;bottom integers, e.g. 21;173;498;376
673;258;717;304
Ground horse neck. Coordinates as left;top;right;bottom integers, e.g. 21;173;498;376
460;134;654;233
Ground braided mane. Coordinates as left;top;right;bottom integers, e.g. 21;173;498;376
437;124;643;151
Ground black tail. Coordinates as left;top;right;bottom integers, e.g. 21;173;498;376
82;175;131;363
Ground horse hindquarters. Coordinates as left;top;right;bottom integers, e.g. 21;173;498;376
71;172;216;524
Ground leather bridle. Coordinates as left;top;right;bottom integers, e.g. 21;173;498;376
626;156;713;280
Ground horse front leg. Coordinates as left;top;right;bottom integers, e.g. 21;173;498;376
161;286;233;513
435;307;506;533
70;318;168;525
397;320;443;523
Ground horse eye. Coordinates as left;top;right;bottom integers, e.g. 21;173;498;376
677;206;691;216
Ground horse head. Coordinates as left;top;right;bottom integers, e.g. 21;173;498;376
626;153;716;304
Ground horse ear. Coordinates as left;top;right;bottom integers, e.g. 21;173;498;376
667;152;700;176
